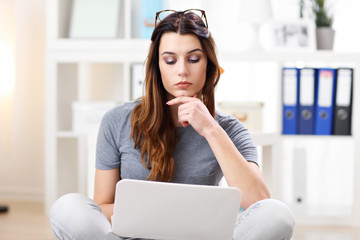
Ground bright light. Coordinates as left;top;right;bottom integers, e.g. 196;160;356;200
0;40;15;96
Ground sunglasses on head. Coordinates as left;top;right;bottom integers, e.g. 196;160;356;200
155;9;208;28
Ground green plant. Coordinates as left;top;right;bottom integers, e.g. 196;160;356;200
312;0;333;27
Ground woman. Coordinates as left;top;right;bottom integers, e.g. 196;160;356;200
50;9;295;240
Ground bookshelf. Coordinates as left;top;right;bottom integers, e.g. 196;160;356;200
45;0;360;226
219;50;360;225
45;0;144;212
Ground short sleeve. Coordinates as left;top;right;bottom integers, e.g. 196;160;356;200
217;113;259;166
95;110;121;170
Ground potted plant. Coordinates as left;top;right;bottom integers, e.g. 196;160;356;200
312;0;335;50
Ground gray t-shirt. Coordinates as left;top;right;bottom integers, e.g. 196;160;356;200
96;101;258;186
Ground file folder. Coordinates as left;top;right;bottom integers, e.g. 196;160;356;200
298;68;316;134
314;68;336;135
282;68;299;135
333;68;353;135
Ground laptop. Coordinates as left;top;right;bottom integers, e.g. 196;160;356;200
111;179;242;240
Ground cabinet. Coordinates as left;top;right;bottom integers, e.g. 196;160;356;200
45;0;360;226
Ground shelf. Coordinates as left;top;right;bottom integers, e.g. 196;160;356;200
47;39;150;63
57;131;86;139
218;50;360;64
46;39;360;64
251;132;279;146
47;43;360;64
48;39;151;51
281;134;354;140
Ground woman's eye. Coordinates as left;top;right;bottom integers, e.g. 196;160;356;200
165;57;176;65
188;57;200;63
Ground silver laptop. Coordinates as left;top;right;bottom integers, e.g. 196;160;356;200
111;179;242;240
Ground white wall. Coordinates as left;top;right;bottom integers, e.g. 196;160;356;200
0;0;45;201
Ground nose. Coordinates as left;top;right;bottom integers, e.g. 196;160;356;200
177;59;189;78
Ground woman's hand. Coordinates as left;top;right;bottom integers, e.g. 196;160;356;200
166;94;218;137
167;95;270;208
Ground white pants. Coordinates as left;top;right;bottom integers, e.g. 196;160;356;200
50;193;295;240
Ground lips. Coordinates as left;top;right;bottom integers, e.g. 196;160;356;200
175;81;192;88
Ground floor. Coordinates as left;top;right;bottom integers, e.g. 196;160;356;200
0;200;54;240
1;200;360;240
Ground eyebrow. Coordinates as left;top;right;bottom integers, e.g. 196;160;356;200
161;48;204;56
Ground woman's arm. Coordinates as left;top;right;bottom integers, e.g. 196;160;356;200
203;124;270;209
167;96;270;209
94;168;120;223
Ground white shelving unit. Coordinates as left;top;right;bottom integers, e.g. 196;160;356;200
45;0;360;227
45;0;150;212
218;50;360;226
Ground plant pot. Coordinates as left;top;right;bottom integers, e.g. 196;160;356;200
316;27;335;50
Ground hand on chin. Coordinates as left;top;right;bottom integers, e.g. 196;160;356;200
167;91;194;101
168;91;196;100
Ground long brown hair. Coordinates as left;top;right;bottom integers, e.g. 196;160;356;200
131;11;221;182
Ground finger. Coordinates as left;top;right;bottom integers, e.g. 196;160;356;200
166;96;199;105
177;101;205;119
177;101;195;112
178;114;190;127
166;96;193;105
